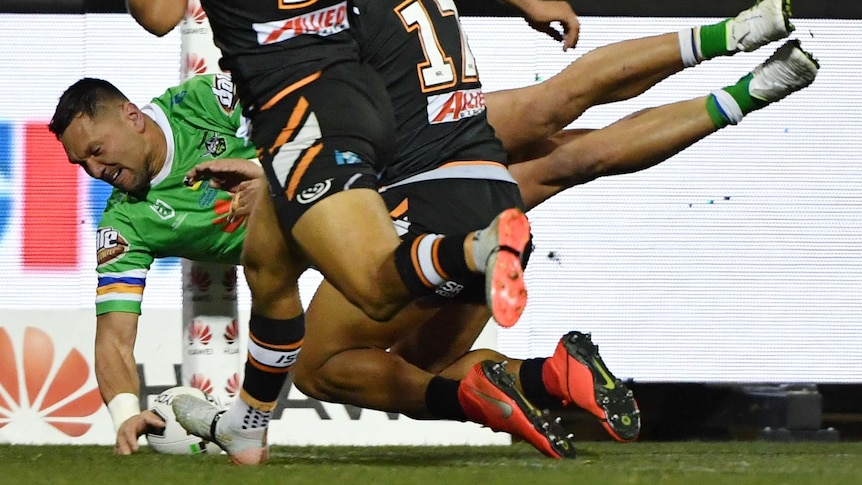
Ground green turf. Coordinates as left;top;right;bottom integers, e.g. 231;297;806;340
1;442;861;485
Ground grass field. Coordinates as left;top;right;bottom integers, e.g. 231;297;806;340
2;442;862;485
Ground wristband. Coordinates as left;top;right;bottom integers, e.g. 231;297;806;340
107;393;141;432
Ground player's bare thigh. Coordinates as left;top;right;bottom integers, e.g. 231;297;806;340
293;279;438;376
484;85;551;157
290;187;410;319
389;302;491;375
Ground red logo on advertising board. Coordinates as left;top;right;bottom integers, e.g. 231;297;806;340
188;266;212;293
225;373;240;397
222;266;237;293
224;319;239;345
186;0;207;23
187;319;212;346
185;54;208;76
0;327;102;437
190;373;214;395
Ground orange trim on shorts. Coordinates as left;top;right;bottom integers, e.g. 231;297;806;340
430;236;449;281
247;355;293;375
249;333;304;351
285;143;323;200
261;71;322;111
389;198;409;218
271;96;310;151
410;235;434;288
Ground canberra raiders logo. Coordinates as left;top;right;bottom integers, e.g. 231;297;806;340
201;132;227;158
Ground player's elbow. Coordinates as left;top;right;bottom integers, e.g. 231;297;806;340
127;1;183;37
134;15;180;37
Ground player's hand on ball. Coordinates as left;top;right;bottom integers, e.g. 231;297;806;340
115;410;165;455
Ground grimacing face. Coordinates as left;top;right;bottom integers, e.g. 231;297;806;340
60;102;154;196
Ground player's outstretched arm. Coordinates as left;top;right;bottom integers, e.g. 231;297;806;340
126;0;186;37
95;311;165;454
502;0;579;50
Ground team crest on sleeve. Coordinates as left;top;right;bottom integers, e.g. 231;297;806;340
96;227;129;267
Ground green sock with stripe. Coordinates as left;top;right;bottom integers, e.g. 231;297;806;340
697;20;733;60
705;73;770;128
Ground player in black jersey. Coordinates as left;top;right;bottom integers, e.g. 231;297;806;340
128;0;581;465
171;0;818;464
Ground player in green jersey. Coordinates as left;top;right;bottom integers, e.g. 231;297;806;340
49;74;253;453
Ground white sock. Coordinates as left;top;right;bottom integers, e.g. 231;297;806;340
710;90;745;126
224;395;271;431
678;28;703;67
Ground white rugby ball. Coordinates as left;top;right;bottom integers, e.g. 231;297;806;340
146;386;221;455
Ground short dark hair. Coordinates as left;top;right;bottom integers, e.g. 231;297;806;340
48;78;129;139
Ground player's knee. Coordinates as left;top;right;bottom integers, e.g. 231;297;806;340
354;297;401;322
292;360;337;402
337;276;404;322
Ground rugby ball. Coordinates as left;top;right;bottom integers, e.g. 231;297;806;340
146;386;221;455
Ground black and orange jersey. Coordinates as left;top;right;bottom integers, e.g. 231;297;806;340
354;0;508;183
201;0;359;114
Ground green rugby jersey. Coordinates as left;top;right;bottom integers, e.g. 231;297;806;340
95;74;256;316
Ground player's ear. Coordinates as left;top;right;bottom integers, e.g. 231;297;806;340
124;102;146;132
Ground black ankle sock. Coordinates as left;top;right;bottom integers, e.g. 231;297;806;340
519;358;561;409
436;235;471;278
425;376;467;421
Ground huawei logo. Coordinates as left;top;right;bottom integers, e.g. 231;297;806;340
188;266;212;293
190;374;213;395
224;319;239;345
187;320;212;346
222;267;237;293
185;54;208;76
0;327;102;438
225;373;240;397
185;0;207;23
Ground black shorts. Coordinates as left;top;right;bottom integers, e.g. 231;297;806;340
249;62;396;232
380;165;530;304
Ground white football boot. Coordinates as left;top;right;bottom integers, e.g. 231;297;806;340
173;394;268;465
749;39;819;103
727;0;794;52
